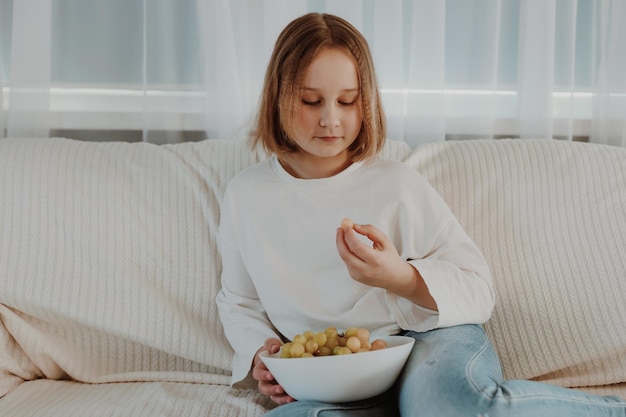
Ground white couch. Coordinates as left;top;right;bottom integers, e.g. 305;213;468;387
0;137;624;416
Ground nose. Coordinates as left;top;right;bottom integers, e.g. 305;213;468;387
320;118;340;128
320;104;340;128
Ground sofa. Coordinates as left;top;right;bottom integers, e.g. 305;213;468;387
0;136;624;416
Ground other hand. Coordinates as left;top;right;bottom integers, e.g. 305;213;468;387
252;338;295;405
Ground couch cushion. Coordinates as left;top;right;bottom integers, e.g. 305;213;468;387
405;139;626;396
0;137;266;395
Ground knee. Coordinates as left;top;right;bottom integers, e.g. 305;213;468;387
396;325;504;416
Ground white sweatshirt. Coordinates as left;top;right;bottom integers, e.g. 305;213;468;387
216;155;494;387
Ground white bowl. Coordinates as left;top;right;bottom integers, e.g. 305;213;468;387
259;335;415;403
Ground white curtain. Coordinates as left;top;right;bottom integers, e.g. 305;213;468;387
1;0;625;147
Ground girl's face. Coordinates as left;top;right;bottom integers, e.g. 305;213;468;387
285;48;363;179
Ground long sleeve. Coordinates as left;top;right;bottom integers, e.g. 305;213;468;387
389;218;494;331
384;171;494;331
216;187;281;388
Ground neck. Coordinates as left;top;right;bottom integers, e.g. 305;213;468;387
278;153;353;179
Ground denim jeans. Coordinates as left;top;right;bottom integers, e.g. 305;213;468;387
264;324;626;417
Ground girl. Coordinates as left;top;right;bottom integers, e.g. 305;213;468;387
216;12;626;417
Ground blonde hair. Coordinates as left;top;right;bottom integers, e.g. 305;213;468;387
252;13;386;161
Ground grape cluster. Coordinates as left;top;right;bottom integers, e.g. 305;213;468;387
280;327;388;358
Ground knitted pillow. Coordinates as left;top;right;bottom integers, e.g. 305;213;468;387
405;139;626;397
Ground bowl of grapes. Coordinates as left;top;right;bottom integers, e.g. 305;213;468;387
259;326;415;403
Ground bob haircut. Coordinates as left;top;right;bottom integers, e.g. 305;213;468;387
252;13;386;162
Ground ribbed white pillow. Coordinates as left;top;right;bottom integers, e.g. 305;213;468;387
0;138;265;394
405;139;626;396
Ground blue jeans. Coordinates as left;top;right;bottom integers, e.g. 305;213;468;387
264;324;626;417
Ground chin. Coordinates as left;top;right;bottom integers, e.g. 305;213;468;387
311;145;348;157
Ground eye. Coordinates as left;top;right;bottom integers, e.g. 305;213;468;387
338;95;359;106
302;99;321;106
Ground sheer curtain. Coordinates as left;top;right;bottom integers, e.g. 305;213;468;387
1;0;625;147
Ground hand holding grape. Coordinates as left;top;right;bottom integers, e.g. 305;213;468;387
252;338;295;405
336;218;438;311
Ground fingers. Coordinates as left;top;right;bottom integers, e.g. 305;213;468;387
270;392;296;405
353;223;387;250
253;338;295;404
338;222;389;262
252;355;273;383
258;376;285;397
264;338;282;355
255;361;294;404
336;227;355;260
258;374;294;404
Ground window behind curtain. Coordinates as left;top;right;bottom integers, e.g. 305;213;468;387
0;0;622;145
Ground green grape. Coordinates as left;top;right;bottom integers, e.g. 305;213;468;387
371;339;388;351
334;346;352;355
317;346;332;356
325;327;339;339
305;340;319;354
313;331;327;347
346;336;361;353
344;327;358;338
290;342;305;358
280;342;293;358
356;327;370;344
325;336;339;351
293;334;307;345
